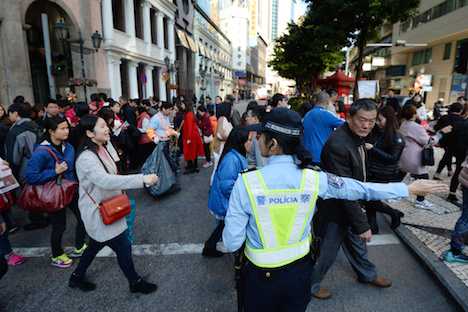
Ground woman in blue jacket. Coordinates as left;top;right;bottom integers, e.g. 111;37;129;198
202;126;253;257
25;116;86;268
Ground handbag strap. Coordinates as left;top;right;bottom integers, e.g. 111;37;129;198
34;146;63;178
82;186;100;208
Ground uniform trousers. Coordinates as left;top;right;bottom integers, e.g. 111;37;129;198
243;257;314;312
310;218;377;293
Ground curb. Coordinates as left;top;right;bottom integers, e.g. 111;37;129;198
392;218;468;311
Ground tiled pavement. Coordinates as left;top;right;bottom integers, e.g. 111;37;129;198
385;147;468;310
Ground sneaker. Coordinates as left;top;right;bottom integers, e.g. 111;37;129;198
6;252;27;266
433;173;442;180
51;254;74;268
448;170;453;177
387;198;402;203
444;251;468;263
70;244;88;258
202;161;213;168
414;199;433;209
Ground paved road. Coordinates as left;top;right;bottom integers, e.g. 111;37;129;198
1;159;459;311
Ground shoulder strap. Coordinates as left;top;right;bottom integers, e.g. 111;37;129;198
34;146;60;163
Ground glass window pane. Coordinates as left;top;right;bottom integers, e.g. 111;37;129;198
444;43;452;60
424;48;432;63
412;51;420;65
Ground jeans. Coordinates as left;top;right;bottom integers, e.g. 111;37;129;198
0;208;15;230
73;232;140;285
450;186;468;251
49;194;86;258
0;231;12;255
206;220;224;248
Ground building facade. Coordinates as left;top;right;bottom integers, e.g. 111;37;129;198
390;0;468;106
193;1;233;101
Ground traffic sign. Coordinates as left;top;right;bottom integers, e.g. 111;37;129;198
235;71;246;77
141;73;147;85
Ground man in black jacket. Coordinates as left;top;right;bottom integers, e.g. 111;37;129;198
311;99;391;299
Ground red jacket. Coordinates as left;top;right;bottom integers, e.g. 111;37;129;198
137;112;152;145
197;113;214;137
182;111;204;161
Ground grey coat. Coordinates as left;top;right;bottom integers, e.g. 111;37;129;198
76;148;144;242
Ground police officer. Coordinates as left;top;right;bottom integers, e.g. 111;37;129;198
222;107;447;311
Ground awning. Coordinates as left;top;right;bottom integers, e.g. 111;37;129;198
176;29;191;50
198;40;206;56
185;35;197;53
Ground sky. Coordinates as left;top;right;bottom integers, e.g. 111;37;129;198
294;1;309;21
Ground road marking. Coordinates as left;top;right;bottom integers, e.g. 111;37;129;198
13;234;399;258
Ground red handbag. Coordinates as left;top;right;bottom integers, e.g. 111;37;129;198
82;187;131;225
17;147;78;212
0;192;12;212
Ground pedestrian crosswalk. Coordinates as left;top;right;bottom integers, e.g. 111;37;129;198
13;233;400;258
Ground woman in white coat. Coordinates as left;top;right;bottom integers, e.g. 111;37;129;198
69;115;159;294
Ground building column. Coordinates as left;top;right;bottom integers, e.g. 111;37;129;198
145;65;154;98
168;18;175;56
107;55;122;99
128;60;139;99
142;1;151;55
101;0;114;47
156;11;165;56
125;0;136;50
158;67;167;101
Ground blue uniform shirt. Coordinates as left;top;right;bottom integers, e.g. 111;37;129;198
148;112;173;142
223;155;409;252
303;106;344;163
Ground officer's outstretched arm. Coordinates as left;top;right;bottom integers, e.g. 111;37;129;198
407;179;448;196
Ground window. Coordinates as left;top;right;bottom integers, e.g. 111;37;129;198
443;43;452;60
113;0;125;32
412;51;421;65
134;0;143;39
454;38;468;71
424;48;432;63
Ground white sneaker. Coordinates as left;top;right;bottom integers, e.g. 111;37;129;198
414;199;433;209
202;161;213;168
387;198;402;203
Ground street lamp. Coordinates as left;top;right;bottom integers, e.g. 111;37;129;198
54;19;103;101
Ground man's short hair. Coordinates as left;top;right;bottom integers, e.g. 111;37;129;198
315;91;329;105
141;99;151;107
197;105;207;112
249;105;266;122
45;99;58;107
326;88;338;97
13;95;25;104
449;102;463;113
271;93;285;107
349;99;377;117
161;101;172;109
8;102;31;118
387;88;395;93
120;95;128;102
206;96;211;101
226;94;235;103
458;96;467;101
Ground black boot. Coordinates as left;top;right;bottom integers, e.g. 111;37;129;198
69;273;96;292
130;278;158;294
202;242;223;257
390;210;405;230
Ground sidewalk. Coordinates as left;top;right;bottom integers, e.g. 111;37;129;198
386;147;468;311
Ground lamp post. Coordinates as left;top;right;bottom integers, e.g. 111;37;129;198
165;56;179;97
55;20;103;101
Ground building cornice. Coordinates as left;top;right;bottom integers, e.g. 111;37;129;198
150;0;177;16
194;2;230;44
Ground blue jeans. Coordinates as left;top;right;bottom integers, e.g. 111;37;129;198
450;186;468;251
0;231;12;255
73;232;140;285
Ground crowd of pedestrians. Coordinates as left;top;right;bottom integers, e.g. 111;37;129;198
0;88;466;311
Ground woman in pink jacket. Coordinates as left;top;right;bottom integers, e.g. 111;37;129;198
399;105;452;209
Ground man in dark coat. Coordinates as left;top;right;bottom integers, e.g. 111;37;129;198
311;99;391;299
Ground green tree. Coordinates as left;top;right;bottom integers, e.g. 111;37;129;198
304;0;419;99
268;21;342;98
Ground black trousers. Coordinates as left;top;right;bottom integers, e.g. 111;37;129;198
203;143;211;162
450;150;466;193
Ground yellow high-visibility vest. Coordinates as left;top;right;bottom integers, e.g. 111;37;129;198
242;169;319;268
